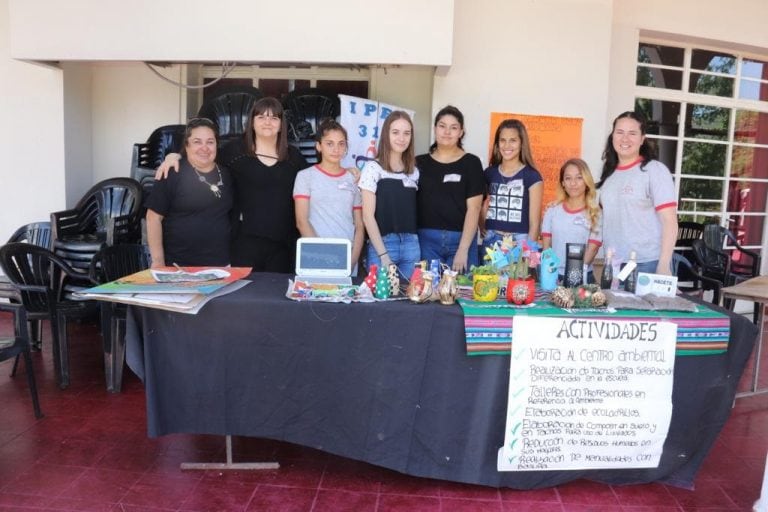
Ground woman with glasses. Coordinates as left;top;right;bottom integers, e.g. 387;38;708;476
156;97;308;272
146;118;234;267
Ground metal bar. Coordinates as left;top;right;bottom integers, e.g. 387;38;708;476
180;435;279;471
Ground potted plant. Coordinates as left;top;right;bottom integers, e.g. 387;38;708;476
505;242;536;305
470;263;500;302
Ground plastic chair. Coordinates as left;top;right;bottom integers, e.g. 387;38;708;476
702;223;761;322
671;252;722;305
0;302;43;418
283;89;338;165
198;85;263;141
130;124;187;196
50;178;143;278
0;243;97;389
89;244;149;392
0;222;53;347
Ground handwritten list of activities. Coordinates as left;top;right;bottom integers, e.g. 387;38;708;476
498;317;678;471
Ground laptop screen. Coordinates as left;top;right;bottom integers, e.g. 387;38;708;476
295;238;352;278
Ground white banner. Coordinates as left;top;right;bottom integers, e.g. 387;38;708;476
498;316;677;471
338;94;415;170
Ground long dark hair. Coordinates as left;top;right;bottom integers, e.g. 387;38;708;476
489;119;536;168
597;111;657;188
244;97;289;161
180;117;219;158
376;111;416;175
429;105;465;153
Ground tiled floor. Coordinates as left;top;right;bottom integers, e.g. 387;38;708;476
0;313;766;512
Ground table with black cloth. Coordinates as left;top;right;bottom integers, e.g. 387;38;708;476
125;273;758;489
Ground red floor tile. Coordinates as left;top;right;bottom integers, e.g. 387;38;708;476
311;489;377;512
178;477;256;511
58;467;141;503
244;485;316;512
611;482;675;507
377;494;441;511
501;503;564;512
119;473;200;510
440;497;503;511
319;457;386;493
440;481;502;500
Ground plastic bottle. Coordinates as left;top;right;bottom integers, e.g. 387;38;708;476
624;250;638;293
600;249;614;290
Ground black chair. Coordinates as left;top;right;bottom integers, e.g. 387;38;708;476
283;89;338;164
130;124;187;196
198;85;262;141
0;302;43;418
89;244;149;392
0;222;53;347
671;252;722;305
50;178;143;278
0;243;97;389
702;223;761;322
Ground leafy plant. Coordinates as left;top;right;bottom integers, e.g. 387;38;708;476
470;264;497;276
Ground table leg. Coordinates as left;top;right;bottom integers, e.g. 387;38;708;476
179;435;280;470
736;304;767;399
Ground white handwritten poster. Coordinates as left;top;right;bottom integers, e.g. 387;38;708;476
338;94;415;170
498;316;677;471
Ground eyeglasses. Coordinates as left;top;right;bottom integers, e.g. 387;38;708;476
254;114;281;123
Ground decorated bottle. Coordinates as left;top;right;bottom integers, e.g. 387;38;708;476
374;264;390;299
600;249;614;290
624;250;638;293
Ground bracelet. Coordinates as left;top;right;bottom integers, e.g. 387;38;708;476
378;251;388;257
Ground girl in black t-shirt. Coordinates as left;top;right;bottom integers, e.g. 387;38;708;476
416;105;484;273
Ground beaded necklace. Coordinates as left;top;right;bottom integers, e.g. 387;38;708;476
192;165;223;198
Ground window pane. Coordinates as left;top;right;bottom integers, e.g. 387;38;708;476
636;66;683;90
685;104;730;141
731;145;768;179
679;178;723;215
635;98;680;136
678;213;718;224
653;139;678;171
691;49;736;74
737;79;768;101
682;141;727;177
742;58;768;80
638;44;684;67
689;73;734;97
727;179;768;214
734;110;768;144
727;214;765;247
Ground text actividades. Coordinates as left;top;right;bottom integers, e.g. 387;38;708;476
556;319;659;342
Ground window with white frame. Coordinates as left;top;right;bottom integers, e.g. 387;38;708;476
634;40;768;262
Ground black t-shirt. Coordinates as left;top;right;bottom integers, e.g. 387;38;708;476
219;139;308;242
145;159;234;266
415;153;485;231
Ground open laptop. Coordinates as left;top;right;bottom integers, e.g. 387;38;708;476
295;237;353;285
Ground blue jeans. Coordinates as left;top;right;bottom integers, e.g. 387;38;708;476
418;229;478;269
367;233;420;279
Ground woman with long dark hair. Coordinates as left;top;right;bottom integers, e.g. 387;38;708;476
597;111;677;275
415;105;484;273
156;97;308;272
